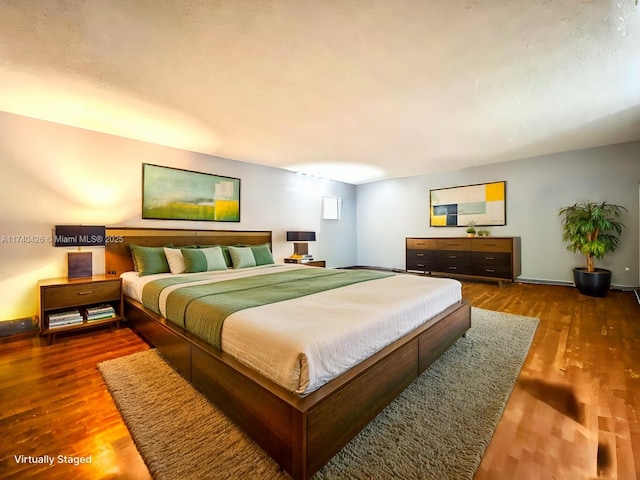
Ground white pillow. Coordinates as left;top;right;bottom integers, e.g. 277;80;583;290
164;247;186;274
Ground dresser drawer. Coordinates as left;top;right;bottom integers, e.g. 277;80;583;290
406;258;438;271
436;250;472;274
42;280;121;310
472;238;513;253
436;238;472;251
437;250;471;263
471;251;512;267
406;238;437;250
407;249;436;262
471;263;513;278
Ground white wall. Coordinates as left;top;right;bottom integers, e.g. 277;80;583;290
356;142;640;289
0;112;356;321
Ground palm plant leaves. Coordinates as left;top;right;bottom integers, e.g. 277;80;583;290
558;201;626;272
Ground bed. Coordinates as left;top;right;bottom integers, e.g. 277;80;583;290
105;227;471;480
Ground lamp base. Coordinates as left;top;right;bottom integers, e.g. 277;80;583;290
68;252;93;278
292;242;309;257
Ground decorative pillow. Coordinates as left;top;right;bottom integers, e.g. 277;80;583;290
250;243;274;266
129;244;172;276
182;246;228;273
197;244;234;267
228;246;257;269
164;247;186;274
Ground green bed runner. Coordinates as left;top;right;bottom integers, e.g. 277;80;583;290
141;266;281;315
142;268;392;349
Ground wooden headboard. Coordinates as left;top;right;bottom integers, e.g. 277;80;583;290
105;227;272;276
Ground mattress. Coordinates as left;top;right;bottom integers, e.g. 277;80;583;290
121;264;462;394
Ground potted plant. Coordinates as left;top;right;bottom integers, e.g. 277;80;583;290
558;201;626;297
465;221;477;237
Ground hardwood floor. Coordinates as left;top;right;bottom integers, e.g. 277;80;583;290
468;282;640;480
0;327;151;480
0;282;638;479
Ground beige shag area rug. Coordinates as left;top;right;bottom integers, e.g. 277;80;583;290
98;307;538;479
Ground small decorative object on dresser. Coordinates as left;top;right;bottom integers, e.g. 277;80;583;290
465;221;477;237
38;274;124;344
406;236;521;286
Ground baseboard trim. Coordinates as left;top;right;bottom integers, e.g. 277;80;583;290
515;278;573;287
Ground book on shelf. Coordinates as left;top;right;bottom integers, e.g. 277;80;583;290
49;314;83;328
86;304;116;322
49;318;83;328
285;256;314;264
87;312;116;322
48;309;83;328
86;304;115;315
48;309;82;321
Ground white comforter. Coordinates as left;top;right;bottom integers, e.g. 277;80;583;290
122;265;462;395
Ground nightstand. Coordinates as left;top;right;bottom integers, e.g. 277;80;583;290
284;258;326;267
38;275;124;345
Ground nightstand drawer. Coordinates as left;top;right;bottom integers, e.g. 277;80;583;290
43;281;121;310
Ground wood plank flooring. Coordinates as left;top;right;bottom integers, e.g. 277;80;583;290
0;282;638;479
468;282;640;480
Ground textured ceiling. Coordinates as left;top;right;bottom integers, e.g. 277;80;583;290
1;0;639;184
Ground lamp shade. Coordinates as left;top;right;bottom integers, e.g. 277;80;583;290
286;231;316;242
53;225;106;247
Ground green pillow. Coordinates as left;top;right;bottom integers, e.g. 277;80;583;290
197;244;234;267
129;244;172;276
250;243;274;266
228;246;257;269
182;247;228;273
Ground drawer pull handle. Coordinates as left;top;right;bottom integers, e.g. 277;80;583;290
449;266;457;270
485;269;495;273
485;256;494;260
416;253;425;257
416;242;425;246
78;290;95;296
417;264;425;267
449;255;457;259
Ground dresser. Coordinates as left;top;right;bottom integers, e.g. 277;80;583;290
406;237;521;285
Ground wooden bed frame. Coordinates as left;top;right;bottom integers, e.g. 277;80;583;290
105;227;471;480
